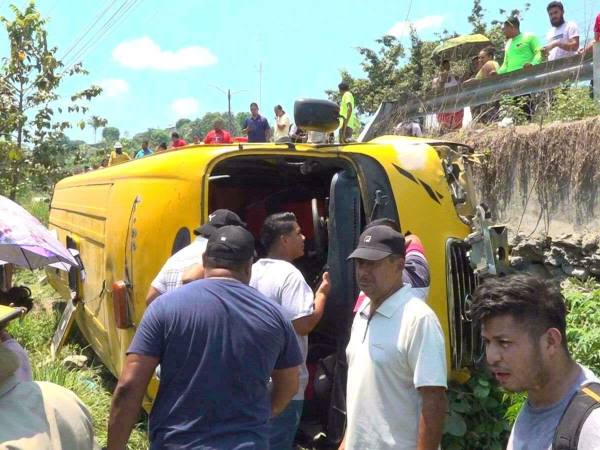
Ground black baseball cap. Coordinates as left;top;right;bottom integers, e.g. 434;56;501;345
348;225;406;261
504;16;520;28
195;209;246;237
205;225;255;261
365;218;400;232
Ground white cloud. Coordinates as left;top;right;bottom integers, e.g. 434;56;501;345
112;37;218;71
98;78;129;97
171;98;199;118
387;15;445;38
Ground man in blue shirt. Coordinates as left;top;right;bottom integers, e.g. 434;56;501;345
134;140;153;159
107;225;303;450
243;102;271;142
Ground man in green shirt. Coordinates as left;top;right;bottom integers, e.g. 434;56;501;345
338;82;359;143
497;16;543;74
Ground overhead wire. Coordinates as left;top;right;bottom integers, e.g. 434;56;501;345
62;0;143;74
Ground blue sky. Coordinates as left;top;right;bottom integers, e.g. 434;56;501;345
0;0;597;142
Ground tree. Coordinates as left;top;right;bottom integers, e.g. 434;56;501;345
326;35;405;115
0;3;101;199
88;115;107;143
176;118;191;130
102;126;120;143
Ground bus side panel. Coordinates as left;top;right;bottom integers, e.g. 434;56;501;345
105;176;203;377
49;183;113;370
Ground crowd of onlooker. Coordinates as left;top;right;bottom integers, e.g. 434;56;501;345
397;2;600;135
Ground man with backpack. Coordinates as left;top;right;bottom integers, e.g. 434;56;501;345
471;274;600;449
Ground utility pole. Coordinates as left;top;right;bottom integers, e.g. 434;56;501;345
258;62;262;107
210;85;247;134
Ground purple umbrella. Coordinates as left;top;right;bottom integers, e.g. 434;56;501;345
0;195;78;270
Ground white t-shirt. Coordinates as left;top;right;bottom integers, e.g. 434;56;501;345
274;113;291;141
250;258;314;400
546;21;579;61
345;285;447;450
151;237;208;294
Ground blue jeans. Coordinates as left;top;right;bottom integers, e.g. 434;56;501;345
269;400;303;450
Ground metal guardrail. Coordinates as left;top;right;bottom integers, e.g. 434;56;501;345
360;52;595;142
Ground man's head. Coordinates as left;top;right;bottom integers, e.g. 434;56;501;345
348;225;406;303
171;132;180;142
114;141;123;154
158;142;167;151
142;140;149;150
260;212;305;261
194;209;246;237
547;1;565;27
202;225;255;284
338;81;350;93
274;105;284;117
503;16;520;39
478;47;494;64
213;119;224;131
250;102;259;117
470;274;570;393
440;59;451;72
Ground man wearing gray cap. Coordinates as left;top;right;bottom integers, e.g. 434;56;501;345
339;225;447;450
108;225;303;450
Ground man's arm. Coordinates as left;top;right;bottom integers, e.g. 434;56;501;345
291;272;330;336
181;263;205;285
416;386;447;450
145;286;162;306
271;365;300;416
107;354;159;450
530;35;543;65
497;44;509;74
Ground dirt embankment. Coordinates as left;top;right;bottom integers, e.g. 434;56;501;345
446;118;600;278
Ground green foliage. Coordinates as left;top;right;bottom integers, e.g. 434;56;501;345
102;126;120;144
0;3;101;199
443;370;511;450
87;115;108;144
498;95;528;125
546;86;600;123
563;279;600;374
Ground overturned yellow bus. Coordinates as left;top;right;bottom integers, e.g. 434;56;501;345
47;99;507;444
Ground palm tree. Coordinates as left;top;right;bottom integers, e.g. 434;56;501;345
88;115;108;144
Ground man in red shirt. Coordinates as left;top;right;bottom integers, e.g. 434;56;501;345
171;132;187;148
581;13;600;54
204;119;233;144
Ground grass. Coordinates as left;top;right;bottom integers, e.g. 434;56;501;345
6;270;149;449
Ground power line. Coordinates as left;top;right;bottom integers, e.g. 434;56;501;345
59;0;119;63
63;0;142;73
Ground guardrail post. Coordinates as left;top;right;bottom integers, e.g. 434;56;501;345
594;42;600;101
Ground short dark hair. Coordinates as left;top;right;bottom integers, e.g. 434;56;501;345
275;104;283;111
171;132;180;139
250;102;259;109
470;274;568;349
338;81;349;91
159;142;167;149
547;1;563;12
260;212;298;251
204;255;250;273
482;46;495;58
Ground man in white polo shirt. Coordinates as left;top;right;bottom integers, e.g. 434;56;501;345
340;225;447;450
